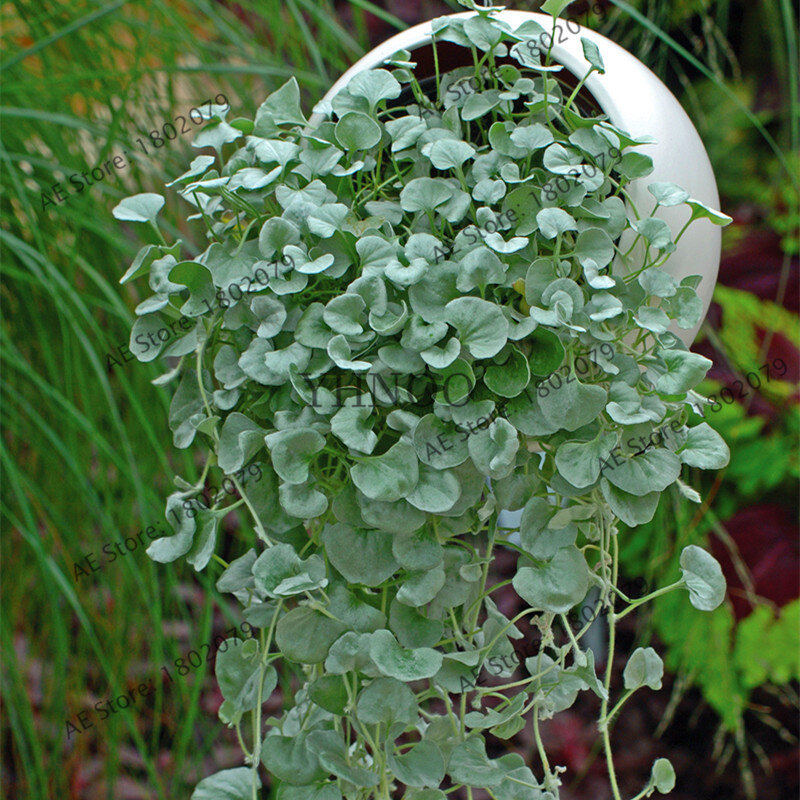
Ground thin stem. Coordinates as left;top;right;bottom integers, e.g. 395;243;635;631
605;687;636;727
600;518;623;800
615;579;685;620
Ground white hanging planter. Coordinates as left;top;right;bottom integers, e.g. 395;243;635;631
311;10;723;346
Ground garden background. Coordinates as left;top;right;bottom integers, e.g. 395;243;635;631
1;1;797;798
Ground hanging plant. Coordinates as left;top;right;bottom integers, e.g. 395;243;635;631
115;2;732;798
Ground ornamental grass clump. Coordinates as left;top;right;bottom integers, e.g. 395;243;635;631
115;3;732;798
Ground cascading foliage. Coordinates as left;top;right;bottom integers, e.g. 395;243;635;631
115;2;732;798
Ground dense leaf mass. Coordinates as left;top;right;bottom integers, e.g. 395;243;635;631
117;6;729;798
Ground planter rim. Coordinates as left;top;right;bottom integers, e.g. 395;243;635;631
310;11;722;346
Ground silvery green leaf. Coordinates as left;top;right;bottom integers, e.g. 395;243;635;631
258;216;301;257
191;768;255;800
632;217;673;249
472;178;507;204
587;292;623;320
462;91;502;120
444;297;509;359
493;472;540;512
541;0;572;16
465;692;526;731
603;448;681;496
322;523;398;587
327;335;371;371
356;676;418;727
253;543;326;596
148;493;197;562
331;405;378;454
456;246;506;292
543;143;583;174
623;647;664;691
306;730;380;787
217;412;264;473
536;207;577;238
510;122;554;153
323;293;365;336
351;439;419;502
468;418;519;479
112;192;165;223
538;378;607;432
678;422;730;469
650;758;677;793
385;115;428;151
326;583;386;634
513;545;590;614
655;350;712;395
600;479;660;526
667;286;704;328
276;607;347;664
228;166;281;191
334;112;382;151
356;235;398;270
439;186;472;224
488;121;529;158
572;648;608;700
324;631;381;675
216;549;257;596
463;14;505;51
369;629;443;680
680;545;726;610
447;737;506;788
389;598;443;647
635;306;671;334
484;347;530;398
278;480;326;519
215;638;267;712
193;121;243;151
519;497;577;559
253;77;306;131
420;337;461;369
616;151;655;180
134;294;169;315
240;340;310;385
265;427;325;484
648;181;689;207
260;732;326;786
574;227;615;268
555;432;617;488
396;565;446;607
510;40;563;71
400;177;455;214
422;139;476;170
639;267;677;297
686;198;733;225
307;203;348;238
251;296;287;339
346;69;402;108
413;414;469;468
676;477;702;503
407;464;461;513
168;371;207;448
387;740;446;788
401;315;448;352
167;156;216;187
483;231;529;254
580;37;605;73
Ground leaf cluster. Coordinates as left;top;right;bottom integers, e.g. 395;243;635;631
115;9;731;799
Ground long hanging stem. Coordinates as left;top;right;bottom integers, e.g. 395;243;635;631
599;515;624;800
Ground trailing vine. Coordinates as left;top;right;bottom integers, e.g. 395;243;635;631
115;3;731;798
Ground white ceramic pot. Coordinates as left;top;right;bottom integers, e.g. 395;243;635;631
311;11;723;346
